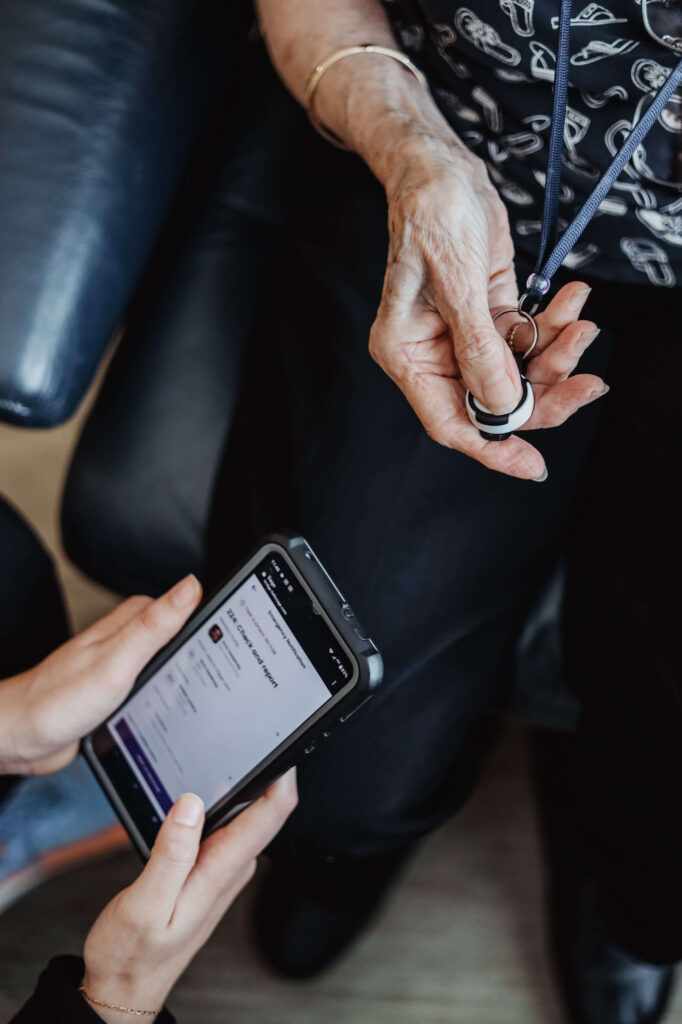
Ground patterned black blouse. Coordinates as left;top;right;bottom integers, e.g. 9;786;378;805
382;0;682;287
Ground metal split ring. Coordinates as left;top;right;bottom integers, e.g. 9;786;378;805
492;307;539;360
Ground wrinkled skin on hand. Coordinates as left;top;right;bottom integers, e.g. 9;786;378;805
370;143;606;480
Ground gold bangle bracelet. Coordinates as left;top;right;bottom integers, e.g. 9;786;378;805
78;982;163;1017
303;43;429;150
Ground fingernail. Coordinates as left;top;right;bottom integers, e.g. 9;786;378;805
575;327;600;355
588;384;610;402
169;574;201;608
282;767;299;798
173;793;204;827
533;468;549;483
571;286;592;310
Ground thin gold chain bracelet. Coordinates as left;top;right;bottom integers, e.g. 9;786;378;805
303;43;429;149
78;982;163;1017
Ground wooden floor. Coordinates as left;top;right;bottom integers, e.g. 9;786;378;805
1;397;680;1023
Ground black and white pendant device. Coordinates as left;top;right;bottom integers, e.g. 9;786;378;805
465;307;538;442
466;372;534;441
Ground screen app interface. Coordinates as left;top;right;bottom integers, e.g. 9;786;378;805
109;553;353;817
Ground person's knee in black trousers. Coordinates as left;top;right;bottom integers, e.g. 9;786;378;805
205;129;611;981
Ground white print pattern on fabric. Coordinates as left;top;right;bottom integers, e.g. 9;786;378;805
524;111;552;130
636;196;682;246
500;0;536;38
550;4;628;29
621;237;676;285
631;57;672;92
382;0;682;285
570;37;639;66
533;167;575;201
489;163;537;203
562;240;602;267
581;84;629;107
472;85;504;130
455;8;522;64
595;194;628;215
659;93;682;132
530;39;557;79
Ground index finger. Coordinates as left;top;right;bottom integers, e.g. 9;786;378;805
511;281;592;355
104;575;203;679
74;595;152;647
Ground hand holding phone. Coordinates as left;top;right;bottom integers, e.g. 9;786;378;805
81;772;297;1021
83;535;383;857
0;577;202;776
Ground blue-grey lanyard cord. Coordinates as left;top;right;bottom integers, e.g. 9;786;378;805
521;0;682;313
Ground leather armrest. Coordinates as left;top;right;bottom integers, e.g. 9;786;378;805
0;0;243;426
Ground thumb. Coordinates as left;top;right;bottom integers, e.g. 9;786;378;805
131;793;205;923
448;297;523;414
105;574;203;679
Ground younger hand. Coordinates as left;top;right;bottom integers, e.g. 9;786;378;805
0;576;202;775
81;773;298;1021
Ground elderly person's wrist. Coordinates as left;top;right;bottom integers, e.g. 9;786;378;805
312;54;462;186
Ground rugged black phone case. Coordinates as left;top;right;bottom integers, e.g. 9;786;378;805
82;532;383;858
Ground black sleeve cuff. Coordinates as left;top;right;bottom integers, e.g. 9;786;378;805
10;956;176;1024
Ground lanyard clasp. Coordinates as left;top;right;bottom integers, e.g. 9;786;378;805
518;272;551;318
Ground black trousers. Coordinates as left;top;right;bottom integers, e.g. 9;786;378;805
0;497;68;679
564;281;682;964
61;64;678;959
206;138;610;861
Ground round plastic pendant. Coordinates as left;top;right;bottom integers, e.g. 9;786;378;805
466;375;535;441
465;307;537;440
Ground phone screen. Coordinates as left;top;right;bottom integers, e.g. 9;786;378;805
104;552;355;818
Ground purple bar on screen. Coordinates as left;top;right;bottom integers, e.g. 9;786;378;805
115;719;173;812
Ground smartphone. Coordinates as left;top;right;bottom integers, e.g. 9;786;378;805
82;533;383;858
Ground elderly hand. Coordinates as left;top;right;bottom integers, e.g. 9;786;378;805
0;575;202;776
81;773;297;1022
256;2;609;481
370;140;607;481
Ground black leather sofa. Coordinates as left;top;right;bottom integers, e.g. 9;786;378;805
0;0;241;427
0;0;309;595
